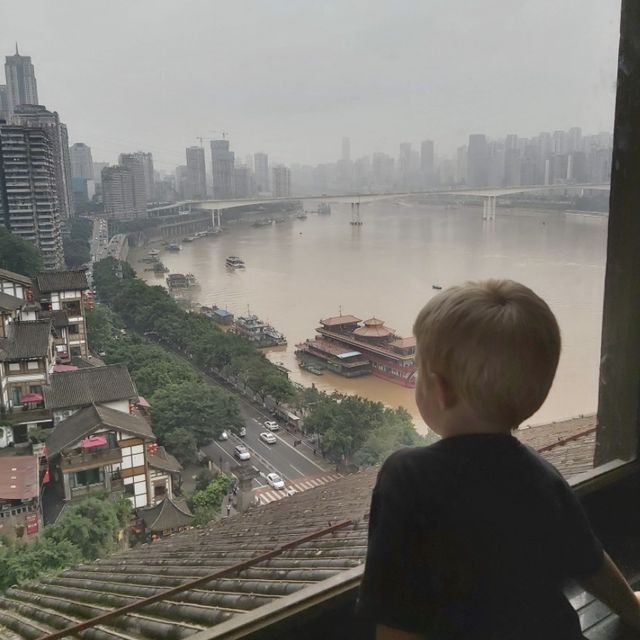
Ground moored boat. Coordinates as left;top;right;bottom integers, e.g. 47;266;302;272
226;256;245;269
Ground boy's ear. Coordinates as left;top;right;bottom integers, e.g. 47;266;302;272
432;372;456;410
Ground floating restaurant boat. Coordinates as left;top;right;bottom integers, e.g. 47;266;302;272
166;273;199;290
299;314;417;387
232;314;287;348
226;256;245;269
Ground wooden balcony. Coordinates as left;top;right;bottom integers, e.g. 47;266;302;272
61;447;122;472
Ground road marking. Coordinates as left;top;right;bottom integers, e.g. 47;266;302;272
289;464;304;475
273;433;326;471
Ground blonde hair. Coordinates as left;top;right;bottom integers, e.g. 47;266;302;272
413;279;561;428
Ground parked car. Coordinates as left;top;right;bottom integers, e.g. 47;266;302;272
219;430;229;441
239;426;247;437
286;488;298;497
266;472;285;490
260;432;277;444
264;421;280;431
234;444;251;461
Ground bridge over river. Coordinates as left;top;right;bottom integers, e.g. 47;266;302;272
146;183;609;223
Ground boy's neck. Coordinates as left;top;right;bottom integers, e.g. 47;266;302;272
437;407;515;439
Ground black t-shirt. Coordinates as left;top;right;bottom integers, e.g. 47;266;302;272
357;434;604;639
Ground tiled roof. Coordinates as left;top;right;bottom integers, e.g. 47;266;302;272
0;291;23;313
0;268;32;287
0;420;600;640
0;455;38;500
0;467;377;640
320;314;361;326
39;309;69;329
35;270;89;294
138;496;193;532
0;320;51;361
46;404;155;457
148;446;182;473
43;363;137;409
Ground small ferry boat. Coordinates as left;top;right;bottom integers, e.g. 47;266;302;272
226;256;245;269
166;243;181;251
432;284;443;290
148;249;160;257
252;218;273;228
232;314;287;348
296;213;308;220
183;236;195;243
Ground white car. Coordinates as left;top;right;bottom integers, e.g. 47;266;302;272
266;472;285;490
264;421;280;431
239;426;247;437
260;432;277;445
234;444;251;461
219;430;229;441
286;488;298;497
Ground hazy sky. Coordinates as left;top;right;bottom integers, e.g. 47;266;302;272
2;1;620;171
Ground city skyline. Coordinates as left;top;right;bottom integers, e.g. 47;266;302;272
1;1;620;169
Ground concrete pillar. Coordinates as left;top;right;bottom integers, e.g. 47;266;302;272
235;465;258;513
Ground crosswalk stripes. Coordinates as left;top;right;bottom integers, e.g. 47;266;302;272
254;473;342;506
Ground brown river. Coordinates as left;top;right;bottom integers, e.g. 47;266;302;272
129;200;607;434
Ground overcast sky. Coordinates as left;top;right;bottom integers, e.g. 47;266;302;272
2;1;620;171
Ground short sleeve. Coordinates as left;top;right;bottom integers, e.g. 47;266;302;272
356;451;430;632
555;477;604;579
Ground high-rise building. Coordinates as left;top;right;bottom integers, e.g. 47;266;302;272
342;137;351;162
272;165;291;198
467;134;489;187
210;139;235;199
254;152;269;194
12;105;74;218
504;135;521;187
70;143;94;180
420;140;435;187
398;143;412;187
175;165;189;199
92;161;108;187
233;166;253;198
455;146;468;184
0;85;8;120
185;146;207;199
0;123;64;269
118;153;147;215
4;45;38;116
139;152;155;203
372;152;394;189
102;165;136;218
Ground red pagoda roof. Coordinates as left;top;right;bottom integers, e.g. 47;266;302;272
390;337;416;349
354;318;395;338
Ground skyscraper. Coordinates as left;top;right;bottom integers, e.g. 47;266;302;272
210;139;235;199
342;137;351;162
70;143;94;179
12;105;74;218
102;165;136;218
4;45;38;115
467;134;489;187
0;85;8;120
254;152;269;194
0;123;64;269
272;165;291;197
398;143;412;187
139;152;155;203
420;140;435;187
118;153;147;215
185;146;207;199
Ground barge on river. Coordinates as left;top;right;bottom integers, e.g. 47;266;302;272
297;314;417;387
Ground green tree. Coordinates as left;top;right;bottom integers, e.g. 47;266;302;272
0;226;42;277
85;306;120;353
151;381;244;447
188;475;231;525
63;237;90;267
163;427;198;465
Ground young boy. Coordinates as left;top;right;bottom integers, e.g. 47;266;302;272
357;279;640;639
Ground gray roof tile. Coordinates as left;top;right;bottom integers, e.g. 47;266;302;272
43;363;137;409
0;320;51;360
46;404;155;457
35;270;88;294
0;291;23;313
0;268;32;287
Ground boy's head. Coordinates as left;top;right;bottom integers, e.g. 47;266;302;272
413;279;561;434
